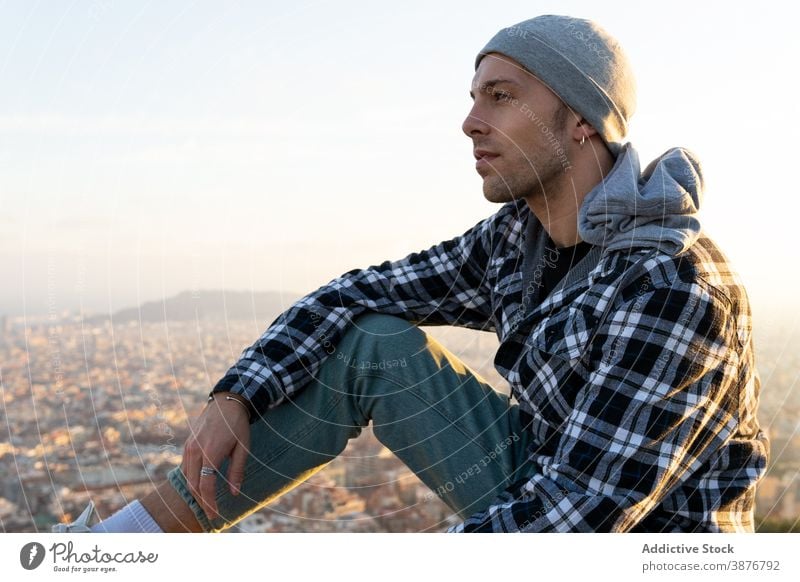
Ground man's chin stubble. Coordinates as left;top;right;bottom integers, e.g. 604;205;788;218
482;175;532;204
482;176;514;203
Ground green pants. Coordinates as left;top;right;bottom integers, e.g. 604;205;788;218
167;312;536;532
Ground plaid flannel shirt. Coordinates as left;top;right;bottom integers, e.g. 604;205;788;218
211;197;768;532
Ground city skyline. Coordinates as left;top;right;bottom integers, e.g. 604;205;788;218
1;312;797;532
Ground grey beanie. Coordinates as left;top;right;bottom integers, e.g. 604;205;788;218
475;15;636;157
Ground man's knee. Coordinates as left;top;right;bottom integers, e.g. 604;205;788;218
333;312;423;367
349;312;418;337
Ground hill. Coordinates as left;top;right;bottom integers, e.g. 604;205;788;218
86;289;304;324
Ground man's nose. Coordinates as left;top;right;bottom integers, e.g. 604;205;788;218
462;105;490;138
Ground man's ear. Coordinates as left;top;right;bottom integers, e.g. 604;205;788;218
574;118;599;143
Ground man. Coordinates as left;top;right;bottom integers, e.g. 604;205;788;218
55;14;768;533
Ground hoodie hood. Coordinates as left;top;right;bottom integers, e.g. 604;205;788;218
577;143;704;256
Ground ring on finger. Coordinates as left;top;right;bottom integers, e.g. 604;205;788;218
200;466;216;477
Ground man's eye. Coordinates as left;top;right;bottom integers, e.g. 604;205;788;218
492;91;512;103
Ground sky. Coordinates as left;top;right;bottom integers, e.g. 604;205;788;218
1;0;798;326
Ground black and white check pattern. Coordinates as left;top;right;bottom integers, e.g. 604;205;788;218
211;198;768;532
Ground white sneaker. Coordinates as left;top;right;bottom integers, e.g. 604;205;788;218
51;501;95;533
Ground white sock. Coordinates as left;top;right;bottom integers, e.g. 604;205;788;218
90;500;163;533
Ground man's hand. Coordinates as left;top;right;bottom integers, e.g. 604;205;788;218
181;394;251;521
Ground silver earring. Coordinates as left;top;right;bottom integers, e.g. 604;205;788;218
580;135;586;147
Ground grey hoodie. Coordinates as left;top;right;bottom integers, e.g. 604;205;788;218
520;142;705;315
578;142;704;255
